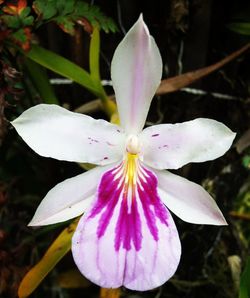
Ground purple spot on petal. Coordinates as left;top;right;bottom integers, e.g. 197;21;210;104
103;157;108;160
87;137;99;143
151;133;160;137
106;141;115;147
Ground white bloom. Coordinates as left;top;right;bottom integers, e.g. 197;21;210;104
12;15;236;291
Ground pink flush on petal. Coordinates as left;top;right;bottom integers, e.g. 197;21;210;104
88;154;169;252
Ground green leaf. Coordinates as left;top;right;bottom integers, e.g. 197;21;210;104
227;22;250;36
239;257;250;298
24;58;59;104
74;2;118;33
242;155;250;169
19;7;31;19
33;0;117;33
25;44;102;96
89;26;101;82
1;15;21;29
22;15;34;26
18;219;78;298
56;0;75;15
88;26;117;116
12;28;28;43
24;44;116;117
33;0;57;20
56;16;75;35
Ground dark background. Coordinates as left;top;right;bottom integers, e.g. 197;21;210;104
1;0;250;297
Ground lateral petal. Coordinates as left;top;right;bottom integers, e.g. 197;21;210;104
156;170;227;225
140;118;236;169
12;104;125;165
29;165;113;226
111;15;162;134
72;159;181;291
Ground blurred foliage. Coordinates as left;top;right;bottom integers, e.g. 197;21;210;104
239;257;250;298
228;23;250;36
0;0;250;298
32;0;117;34
0;0;117;50
18;219;78;298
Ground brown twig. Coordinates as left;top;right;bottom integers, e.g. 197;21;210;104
74;44;250;115
229;211;250;221
156;43;250;95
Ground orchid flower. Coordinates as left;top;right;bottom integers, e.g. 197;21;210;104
12;15;236;291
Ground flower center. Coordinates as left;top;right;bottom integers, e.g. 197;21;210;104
126;134;141;154
124;152;138;188
87;152;169;252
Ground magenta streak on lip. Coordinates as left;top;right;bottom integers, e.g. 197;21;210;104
115;187;142;251
87;160;169;252
88;164;123;238
138;167;168;242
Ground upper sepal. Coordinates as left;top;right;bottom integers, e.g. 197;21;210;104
111;15;162;134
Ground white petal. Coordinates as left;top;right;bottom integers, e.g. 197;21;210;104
12;104;125;165
29;165;113;226
111;15;162;134
140;118;236;169
156;170;227;225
